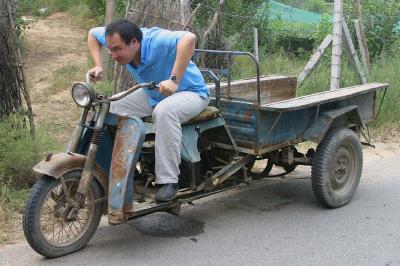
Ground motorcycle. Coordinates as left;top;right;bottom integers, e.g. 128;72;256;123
23;72;250;258
23;50;388;258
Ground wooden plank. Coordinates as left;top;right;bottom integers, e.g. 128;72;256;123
260;82;388;111
297;35;332;87
342;20;367;84
330;0;343;90
209;75;297;104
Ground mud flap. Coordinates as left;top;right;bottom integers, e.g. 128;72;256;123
108;116;145;224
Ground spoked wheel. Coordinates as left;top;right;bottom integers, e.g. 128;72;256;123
23;171;103;258
312;128;363;208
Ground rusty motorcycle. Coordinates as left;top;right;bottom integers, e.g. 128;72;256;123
23;50;389;258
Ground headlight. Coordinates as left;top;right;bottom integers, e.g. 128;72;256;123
71;82;95;107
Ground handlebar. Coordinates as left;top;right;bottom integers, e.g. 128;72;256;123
107;81;157;101
85;72;158;101
85;72;93;84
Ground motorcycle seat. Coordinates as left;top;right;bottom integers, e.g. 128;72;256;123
142;106;220;124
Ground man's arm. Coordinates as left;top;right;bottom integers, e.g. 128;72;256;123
172;32;196;81
87;28;104;81
159;32;197;96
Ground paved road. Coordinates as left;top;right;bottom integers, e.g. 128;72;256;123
1;143;399;265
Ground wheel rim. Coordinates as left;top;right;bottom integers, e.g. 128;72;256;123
329;142;357;195
38;177;96;247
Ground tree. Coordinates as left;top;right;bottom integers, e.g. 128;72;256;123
0;0;34;135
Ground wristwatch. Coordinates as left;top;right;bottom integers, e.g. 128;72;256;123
170;74;179;84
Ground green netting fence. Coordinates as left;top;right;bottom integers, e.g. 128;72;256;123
267;0;331;24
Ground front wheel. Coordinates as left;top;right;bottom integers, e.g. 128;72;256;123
311;128;363;208
23;171;103;258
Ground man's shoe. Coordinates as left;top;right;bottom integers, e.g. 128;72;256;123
155;183;178;202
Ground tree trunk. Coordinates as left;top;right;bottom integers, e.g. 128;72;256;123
103;0;115;80
180;0;190;25
0;0;35;134
199;0;225;50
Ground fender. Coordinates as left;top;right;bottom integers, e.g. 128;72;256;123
33;152;108;195
303;105;363;143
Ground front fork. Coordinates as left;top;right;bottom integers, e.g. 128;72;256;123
67;101;110;220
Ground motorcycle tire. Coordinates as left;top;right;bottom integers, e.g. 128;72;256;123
23;171;103;258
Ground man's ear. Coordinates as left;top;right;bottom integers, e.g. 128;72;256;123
131;38;138;46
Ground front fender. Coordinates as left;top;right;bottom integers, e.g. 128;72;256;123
33;152;108;195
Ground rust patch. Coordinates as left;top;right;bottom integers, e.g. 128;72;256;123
111;133;128;181
242;110;254;123
32;152;108;193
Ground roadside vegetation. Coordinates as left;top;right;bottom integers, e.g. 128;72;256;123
0;0;399;243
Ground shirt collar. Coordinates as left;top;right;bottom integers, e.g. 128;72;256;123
140;28;148;65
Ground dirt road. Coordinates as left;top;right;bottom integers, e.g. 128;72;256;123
24;12;87;131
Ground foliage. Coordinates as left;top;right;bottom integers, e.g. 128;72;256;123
0;114;59;186
191;0;264;50
344;0;400;60
312;13;332;44
14;16;28;37
304;0;329;14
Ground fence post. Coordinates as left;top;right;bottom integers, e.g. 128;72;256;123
330;0;343;90
253;27;259;62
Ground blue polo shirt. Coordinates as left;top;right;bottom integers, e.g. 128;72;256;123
91;27;209;107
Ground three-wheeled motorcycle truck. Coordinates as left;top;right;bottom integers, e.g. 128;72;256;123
23;50;389;257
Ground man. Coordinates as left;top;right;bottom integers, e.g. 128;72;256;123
88;19;209;202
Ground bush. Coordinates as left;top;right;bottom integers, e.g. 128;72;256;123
344;0;400;60
0;114;59;187
304;0;330;14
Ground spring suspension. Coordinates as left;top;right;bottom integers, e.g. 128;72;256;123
90;128;103;145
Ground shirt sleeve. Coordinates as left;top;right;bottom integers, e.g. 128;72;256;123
90;27;107;47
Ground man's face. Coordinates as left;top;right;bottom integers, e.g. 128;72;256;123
106;33;139;65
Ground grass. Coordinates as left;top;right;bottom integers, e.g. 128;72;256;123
32;63;88;102
0;114;60;244
0;185;29;243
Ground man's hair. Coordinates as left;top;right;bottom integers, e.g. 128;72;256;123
105;19;142;44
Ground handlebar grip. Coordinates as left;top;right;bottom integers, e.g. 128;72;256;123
85;72;92;84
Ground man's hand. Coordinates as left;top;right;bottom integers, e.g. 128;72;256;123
88;66;103;82
159;79;178;96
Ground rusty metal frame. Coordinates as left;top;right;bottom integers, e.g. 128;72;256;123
194;49;261;105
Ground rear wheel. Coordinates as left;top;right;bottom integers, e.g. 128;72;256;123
311;128;363;208
23;171;103;258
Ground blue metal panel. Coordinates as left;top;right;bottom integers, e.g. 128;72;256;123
181;117;225;162
95;126;114;175
108;116;146;222
215;91;376;155
218;100;257;149
76;121;114;175
258;107;314;146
